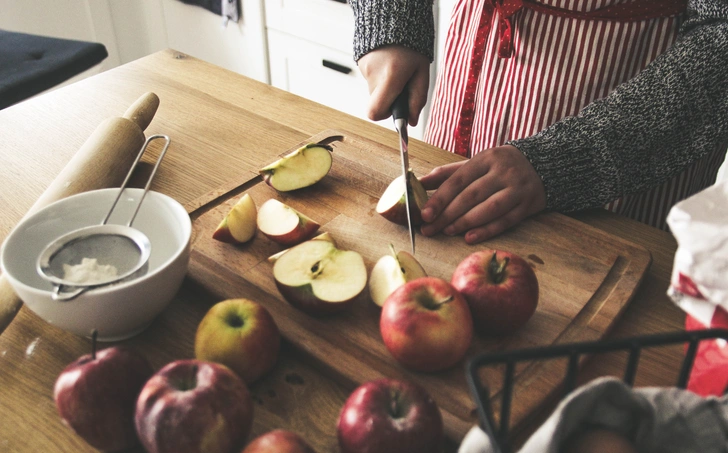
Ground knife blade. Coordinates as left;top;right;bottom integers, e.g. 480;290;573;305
391;90;415;255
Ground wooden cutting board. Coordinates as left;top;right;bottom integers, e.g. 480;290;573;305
186;130;652;441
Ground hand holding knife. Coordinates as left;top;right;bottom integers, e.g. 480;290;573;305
391;90;416;255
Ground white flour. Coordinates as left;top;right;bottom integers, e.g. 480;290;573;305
62;258;118;285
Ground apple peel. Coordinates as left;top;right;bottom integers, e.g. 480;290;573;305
369;244;427;306
212;193;257;244
376;170;429;226
257;198;320;247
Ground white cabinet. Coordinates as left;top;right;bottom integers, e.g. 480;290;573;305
264;0;438;140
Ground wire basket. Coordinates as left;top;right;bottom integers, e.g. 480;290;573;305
465;328;728;453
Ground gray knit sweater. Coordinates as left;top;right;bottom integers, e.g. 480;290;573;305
350;0;728;214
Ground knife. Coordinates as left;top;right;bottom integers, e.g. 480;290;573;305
391;90;415;255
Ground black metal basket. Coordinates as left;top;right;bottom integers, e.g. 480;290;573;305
465;328;728;453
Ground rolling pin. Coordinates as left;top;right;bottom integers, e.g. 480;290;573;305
0;92;161;333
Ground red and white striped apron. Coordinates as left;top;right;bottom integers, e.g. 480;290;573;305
425;0;726;230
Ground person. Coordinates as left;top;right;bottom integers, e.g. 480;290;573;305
349;0;728;244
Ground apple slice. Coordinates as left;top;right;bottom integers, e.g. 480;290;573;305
267;231;336;263
260;143;334;192
212;193;257;244
376;170;429;226
257;198;320;247
369;244;427;306
273;239;367;315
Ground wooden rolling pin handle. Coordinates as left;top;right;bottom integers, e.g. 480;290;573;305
123;92;160;132
0;92;161;333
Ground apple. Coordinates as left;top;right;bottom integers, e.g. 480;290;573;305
212;193;257;244
53;336;153;452
273;238;367;315
135;359;253;453
376;170;429;226
267;231;335;263
451;250;539;336
242;429;316;453
257;198;320;247
195;298;280;384
368;244;427;306
259;143;333;192
336;378;443;453
380;276;473;372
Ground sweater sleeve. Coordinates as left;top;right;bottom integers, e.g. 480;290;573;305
509;0;728;213
349;0;435;62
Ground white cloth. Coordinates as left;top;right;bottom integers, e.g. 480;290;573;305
459;377;728;453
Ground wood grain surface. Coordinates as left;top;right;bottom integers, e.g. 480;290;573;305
0;50;686;453
187;130;652;440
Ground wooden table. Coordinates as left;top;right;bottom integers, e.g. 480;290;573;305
0;49;687;453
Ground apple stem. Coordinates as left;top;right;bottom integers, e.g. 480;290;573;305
91;329;98;360
390;391;401;418
489;252;509;284
434;295;454;307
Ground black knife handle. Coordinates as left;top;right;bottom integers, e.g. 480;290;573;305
391;90;409;121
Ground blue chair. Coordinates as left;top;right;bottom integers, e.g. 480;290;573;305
0;29;108;109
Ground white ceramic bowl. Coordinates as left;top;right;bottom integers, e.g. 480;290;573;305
1;188;191;341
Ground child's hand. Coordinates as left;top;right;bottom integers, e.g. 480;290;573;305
419;145;546;244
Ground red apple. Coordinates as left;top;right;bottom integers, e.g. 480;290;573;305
242;429;316;453
53;342;153;452
380;276;473;372
337;378;443;453
451;250;539;336
135;360;253;453
257;198;320;247
195;298;281;384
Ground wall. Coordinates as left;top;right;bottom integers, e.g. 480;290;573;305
0;0;268;84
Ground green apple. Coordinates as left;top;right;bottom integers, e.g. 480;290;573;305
369;244;427;306
273;239;367;316
257;198;320;247
260;144;333;192
212;193;257;244
194;298;281;384
376;170;429;226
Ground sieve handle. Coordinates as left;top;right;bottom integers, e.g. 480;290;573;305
102;134;172;227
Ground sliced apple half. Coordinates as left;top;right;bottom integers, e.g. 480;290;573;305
376;170;429;226
267;232;336;263
256;199;320;247
260;143;333;192
273;239;367;315
369;244;428;306
212;193;257;244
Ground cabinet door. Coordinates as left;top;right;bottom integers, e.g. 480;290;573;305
268;30;429;140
